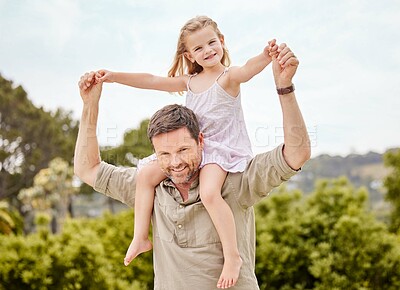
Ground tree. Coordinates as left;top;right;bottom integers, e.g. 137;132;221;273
255;178;400;290
383;149;400;233
18;158;77;233
0;74;79;201
101;119;153;166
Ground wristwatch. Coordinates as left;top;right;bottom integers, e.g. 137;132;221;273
276;84;295;95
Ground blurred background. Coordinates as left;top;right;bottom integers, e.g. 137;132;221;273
1;1;400;289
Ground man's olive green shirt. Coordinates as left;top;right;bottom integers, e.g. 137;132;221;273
94;144;298;290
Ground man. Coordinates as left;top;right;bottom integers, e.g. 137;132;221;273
74;43;310;290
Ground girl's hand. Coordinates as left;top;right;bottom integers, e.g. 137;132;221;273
95;69;115;83
263;39;278;59
266;39;279;58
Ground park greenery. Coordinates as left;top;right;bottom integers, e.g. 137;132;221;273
0;74;78;201
1;74;400;289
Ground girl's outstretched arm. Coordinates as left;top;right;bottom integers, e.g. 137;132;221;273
228;39;278;85
96;69;188;93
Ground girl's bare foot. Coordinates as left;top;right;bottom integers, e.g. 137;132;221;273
124;238;153;266
217;255;243;288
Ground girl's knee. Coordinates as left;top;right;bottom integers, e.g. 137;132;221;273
138;163;165;186
200;188;222;206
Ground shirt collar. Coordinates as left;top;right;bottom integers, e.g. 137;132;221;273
161;176;200;205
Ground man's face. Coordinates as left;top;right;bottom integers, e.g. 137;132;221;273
152;127;203;184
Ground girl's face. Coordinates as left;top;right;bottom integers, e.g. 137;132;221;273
184;26;225;69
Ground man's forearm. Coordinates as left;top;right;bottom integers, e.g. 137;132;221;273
74;102;101;187
279;91;311;170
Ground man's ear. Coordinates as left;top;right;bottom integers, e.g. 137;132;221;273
184;52;195;63
198;132;204;149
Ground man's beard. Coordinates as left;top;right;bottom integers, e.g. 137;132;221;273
166;166;200;184
160;151;202;184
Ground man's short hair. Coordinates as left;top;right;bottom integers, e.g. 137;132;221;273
147;104;200;145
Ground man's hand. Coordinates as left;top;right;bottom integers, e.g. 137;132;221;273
78;71;103;105
272;43;299;88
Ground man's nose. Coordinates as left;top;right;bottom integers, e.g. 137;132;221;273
170;154;183;167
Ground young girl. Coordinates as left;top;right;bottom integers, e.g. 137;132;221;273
96;16;277;289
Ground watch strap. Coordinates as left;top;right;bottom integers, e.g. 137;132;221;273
276;84;295;95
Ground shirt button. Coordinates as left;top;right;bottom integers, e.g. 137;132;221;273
179;205;184;209
178;224;182;229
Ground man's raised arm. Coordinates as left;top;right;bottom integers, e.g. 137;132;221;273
74;72;103;187
273;43;311;170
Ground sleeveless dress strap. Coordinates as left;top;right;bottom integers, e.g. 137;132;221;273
186;73;198;91
216;67;229;82
187;68;228;90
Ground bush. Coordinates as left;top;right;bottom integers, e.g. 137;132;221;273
255;179;400;290
1;178;399;289
0;210;153;290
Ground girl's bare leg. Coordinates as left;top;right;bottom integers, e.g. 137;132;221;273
199;164;242;289
124;161;166;266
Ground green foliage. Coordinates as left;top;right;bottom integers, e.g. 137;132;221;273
255;178;400;290
0;210;152;290
0;201;15;234
383;149;400;233
18;157;77;233
0;201;23;235
101;119;153;166
1;177;399;289
0;233;53;289
0;74;79;201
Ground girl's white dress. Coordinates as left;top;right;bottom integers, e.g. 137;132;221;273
185;68;252;173
138;68;253;173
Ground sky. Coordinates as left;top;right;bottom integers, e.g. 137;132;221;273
1;0;399;158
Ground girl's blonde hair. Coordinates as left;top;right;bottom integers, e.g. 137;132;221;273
168;16;231;78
